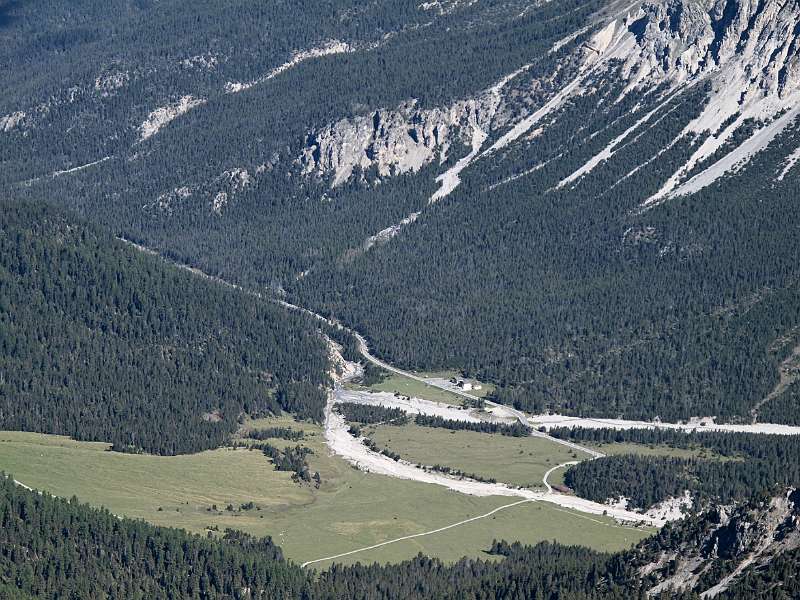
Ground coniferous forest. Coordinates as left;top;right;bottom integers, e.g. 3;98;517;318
553;427;800;510
2;475;799;599
4;0;800;597
0;199;330;455
2;0;799;425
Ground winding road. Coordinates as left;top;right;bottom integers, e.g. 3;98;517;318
115;243;667;534
277;300;606;459
107;239;800;568
325;381;662;525
542;461;580;493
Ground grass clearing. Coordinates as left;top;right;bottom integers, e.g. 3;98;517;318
306;499;651;569
412;369;496;399
587;442;729;460
367;424;590;488
546;464;571;487
411;369;460;380
348;373;466;405
0;419;651;566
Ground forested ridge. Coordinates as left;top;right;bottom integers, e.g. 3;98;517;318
554;427;800;510
299;88;800;424
0;475;308;599
2;475;799;599
3;0;800;427
0;199;330;455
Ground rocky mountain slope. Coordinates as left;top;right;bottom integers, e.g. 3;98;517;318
631;488;800;597
2;0;800;424
301;0;800;207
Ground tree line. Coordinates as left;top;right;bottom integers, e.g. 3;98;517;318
0;199;331;455
553;427;800;509
4;473;797;599
336;403;410;425
413;414;530;437
245;427;305;442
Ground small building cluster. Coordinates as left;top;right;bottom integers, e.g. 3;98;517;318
450;378;482;391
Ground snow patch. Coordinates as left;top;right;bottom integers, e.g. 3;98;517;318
557;92;678;189
51;156;112;178
364;211;421;250
430;126;487;201
652;103;800;201
484;20;637;157
623;0;800;205
550;25;593;54
484;73;584;155
486;160;549;191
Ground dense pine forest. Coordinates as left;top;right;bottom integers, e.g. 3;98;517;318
244;427;305;442
299;93;800;423
336;403;410;425
2;475;799;599
412;414;530;437
0;200;330;455
0;476;308;599
553;427;800;510
4;0;799;425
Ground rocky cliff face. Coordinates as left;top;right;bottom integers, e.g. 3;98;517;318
299;84;513;187
619;0;800;97
620;0;800;201
301;0;800;205
638;489;800;597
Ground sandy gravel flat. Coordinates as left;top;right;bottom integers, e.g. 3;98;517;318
336;388;482;422
530;414;800;436
326;387;666;526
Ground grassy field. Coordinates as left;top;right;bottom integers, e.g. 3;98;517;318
348;373;467;405
587;442;728;460
305;499;649;569
409;369;497;399
410;369;460;380
546;464;571;486
367;424;590;488
0;419;650;566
